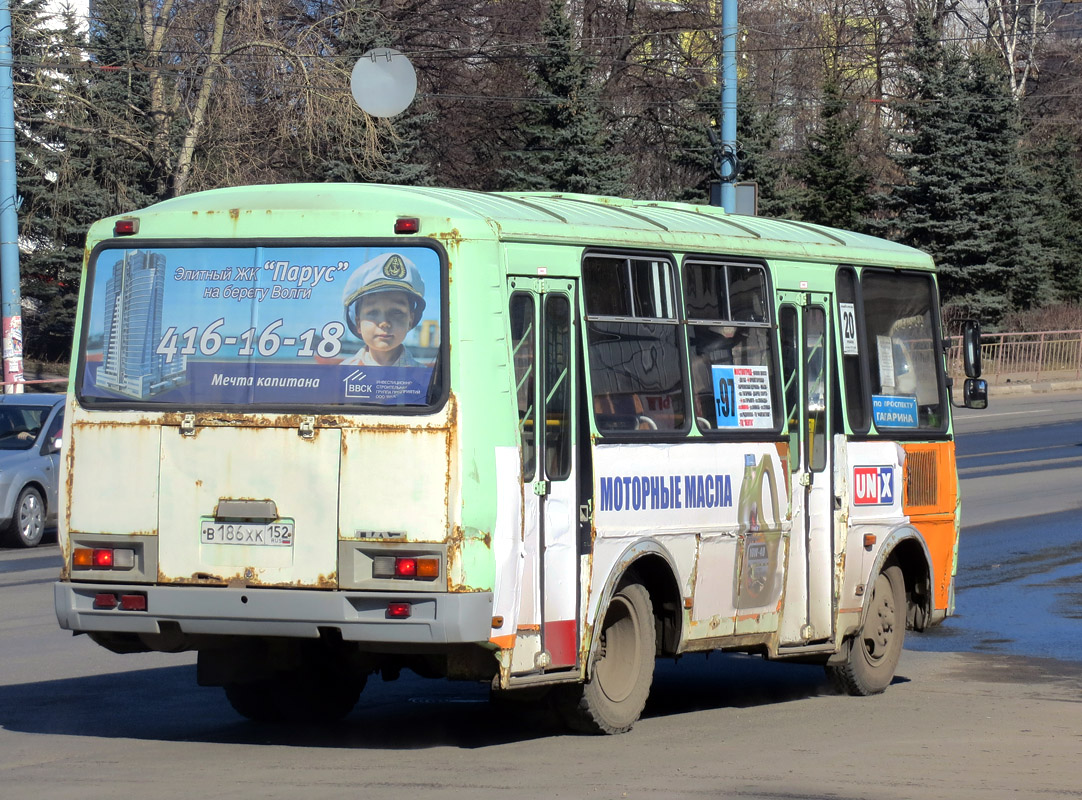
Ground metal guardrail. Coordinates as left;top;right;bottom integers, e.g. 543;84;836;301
947;329;1082;383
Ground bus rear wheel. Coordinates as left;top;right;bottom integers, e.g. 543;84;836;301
224;672;365;723
827;564;906;696
554;582;655;734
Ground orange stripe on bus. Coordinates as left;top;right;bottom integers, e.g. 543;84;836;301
902;441;960;611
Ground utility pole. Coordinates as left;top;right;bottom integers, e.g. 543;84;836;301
0;0;23;392
713;0;738;212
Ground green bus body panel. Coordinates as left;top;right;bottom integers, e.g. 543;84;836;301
78;183;938;596
88;183;934;271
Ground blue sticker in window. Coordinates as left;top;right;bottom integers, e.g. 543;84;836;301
712;365;738;427
872;395;919;428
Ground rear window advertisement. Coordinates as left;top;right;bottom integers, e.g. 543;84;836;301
80;246;442;407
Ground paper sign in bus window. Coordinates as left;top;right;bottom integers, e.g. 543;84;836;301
711;365;773;429
876;335;895;388
839;302;859;355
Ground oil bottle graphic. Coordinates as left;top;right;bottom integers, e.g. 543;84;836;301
734;452;782;609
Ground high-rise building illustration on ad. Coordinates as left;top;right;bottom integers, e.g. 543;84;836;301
97;250;187;399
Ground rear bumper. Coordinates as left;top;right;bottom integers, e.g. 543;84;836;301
55;581;493;645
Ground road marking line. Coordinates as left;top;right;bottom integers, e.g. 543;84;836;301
962;409;1050;418
958;444;1077;459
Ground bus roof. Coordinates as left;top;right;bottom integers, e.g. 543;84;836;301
99;183;935;270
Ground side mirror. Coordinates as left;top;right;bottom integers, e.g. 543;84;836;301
962;319;982;378
963;378;988;409
43;436;62;455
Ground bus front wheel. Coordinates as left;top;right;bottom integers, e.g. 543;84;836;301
555;582;655;734
827;564;906;696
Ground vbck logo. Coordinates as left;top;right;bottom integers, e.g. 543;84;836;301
344;369;371;398
853;466;894;506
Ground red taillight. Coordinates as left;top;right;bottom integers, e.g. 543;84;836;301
119;594;147;611
93;549;114;568
113;218;139;235
395;557;417;577
387;602;412;618
394;217;420;234
93;593;118;609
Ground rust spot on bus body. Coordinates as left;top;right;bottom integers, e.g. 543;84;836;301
63;423;77;536
434;227;464;251
446;524;465;592
161;567;338;589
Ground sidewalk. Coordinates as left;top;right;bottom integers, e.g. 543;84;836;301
984;377;1082;395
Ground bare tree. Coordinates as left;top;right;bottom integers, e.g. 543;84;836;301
953;0;1067;99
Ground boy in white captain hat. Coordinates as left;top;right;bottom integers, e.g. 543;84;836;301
341;252;426;367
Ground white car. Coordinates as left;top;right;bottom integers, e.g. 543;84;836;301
0;393;65;548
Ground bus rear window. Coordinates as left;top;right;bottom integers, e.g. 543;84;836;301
78;243;444;409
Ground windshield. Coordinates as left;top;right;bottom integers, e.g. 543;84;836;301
861;271;946;432
78;243;444;410
0;406;50;450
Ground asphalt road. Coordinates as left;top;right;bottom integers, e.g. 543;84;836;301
2;392;1081;799
909;389;1082;661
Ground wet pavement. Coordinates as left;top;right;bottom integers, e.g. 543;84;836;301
908;393;1082;663
908;507;1082;661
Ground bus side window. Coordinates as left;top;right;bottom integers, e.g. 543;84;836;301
836;267;869;433
683;262;777;432
583;255;687;434
779;306;800;434
544;294;572;480
509;293;537;478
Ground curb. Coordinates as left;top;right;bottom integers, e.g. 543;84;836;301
987;379;1082;395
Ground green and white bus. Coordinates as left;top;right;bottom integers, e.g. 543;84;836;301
54;184;985;733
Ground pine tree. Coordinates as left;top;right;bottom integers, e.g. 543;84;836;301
964;49;1051;314
83;0;159;207
668;84;718;204
1030;137;1082;304
737;91;795;218
794;81;870;231
14;2;114;360
668;85;794;215
15;0;163;360
499;0;628;195
884;15;1036;324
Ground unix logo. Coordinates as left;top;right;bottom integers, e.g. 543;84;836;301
853;466;895;506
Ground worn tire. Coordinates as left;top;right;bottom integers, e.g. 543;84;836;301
554;582;655;734
5;486;45;548
225;672;365;723
827;564;906;696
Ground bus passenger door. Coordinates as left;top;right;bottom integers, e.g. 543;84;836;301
507;278;580;674
777;293;835;645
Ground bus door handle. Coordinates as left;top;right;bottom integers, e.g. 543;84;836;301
533;480;550;496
